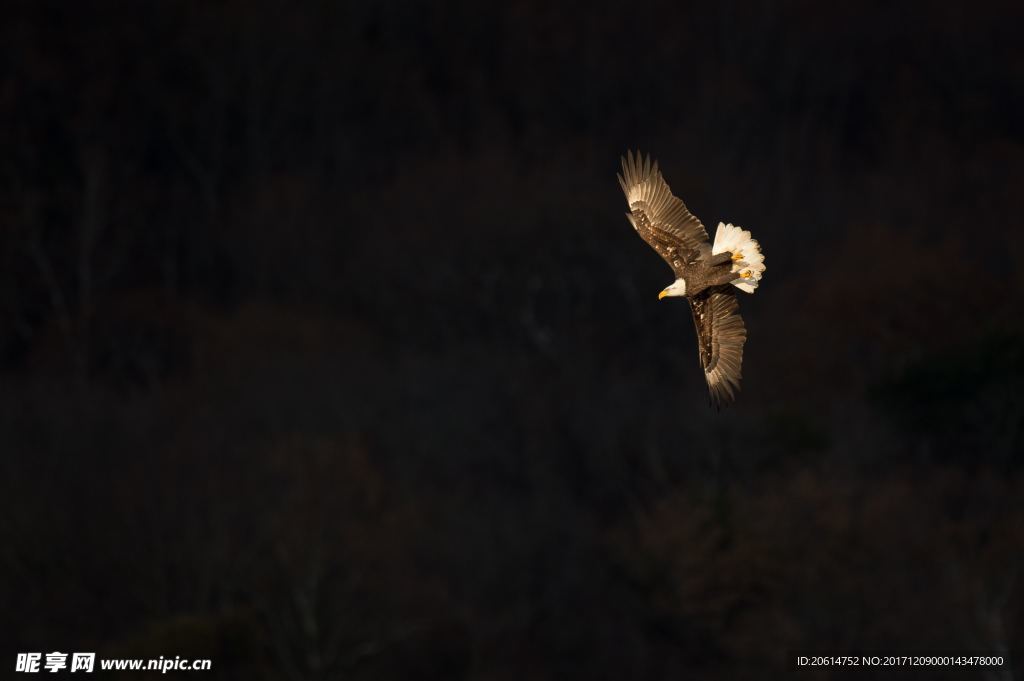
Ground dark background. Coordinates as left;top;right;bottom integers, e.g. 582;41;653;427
2;1;1023;679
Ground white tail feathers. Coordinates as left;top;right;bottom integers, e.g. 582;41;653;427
712;222;766;293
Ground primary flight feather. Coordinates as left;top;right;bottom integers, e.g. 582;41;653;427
618;150;766;408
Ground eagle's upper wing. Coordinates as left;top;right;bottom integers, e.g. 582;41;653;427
688;290;747;408
618;150;710;274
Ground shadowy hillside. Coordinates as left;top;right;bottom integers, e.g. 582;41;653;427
2;2;1022;678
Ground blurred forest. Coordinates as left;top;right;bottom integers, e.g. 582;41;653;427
2;1;1023;679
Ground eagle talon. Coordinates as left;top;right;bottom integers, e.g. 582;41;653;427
731;252;743;261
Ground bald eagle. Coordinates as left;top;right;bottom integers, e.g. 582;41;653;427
618;151;766;408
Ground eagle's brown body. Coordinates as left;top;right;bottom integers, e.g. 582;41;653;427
675;254;740;297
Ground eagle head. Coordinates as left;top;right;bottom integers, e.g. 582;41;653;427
658;278;687;300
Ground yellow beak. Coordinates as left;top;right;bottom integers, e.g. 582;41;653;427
658;290;668;300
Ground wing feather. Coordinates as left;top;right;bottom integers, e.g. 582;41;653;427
618;150;710;274
688;291;747;408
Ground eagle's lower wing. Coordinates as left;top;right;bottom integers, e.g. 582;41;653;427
618;150;710;274
688;291;747;408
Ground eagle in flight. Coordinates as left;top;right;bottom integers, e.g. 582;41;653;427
618;151;766;408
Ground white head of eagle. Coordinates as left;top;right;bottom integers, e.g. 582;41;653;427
618;150;767;408
659;278;687;299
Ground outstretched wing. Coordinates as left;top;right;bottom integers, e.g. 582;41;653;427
618;150;710;275
688;291;747;408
